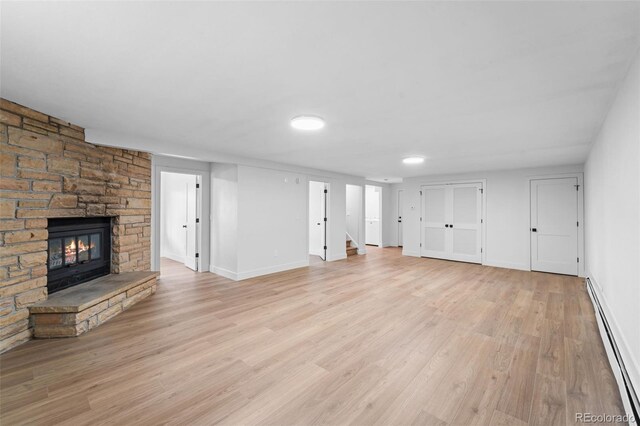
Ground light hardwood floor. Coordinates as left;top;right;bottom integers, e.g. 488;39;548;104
0;248;624;425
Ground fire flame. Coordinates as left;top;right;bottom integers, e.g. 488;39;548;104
65;239;95;256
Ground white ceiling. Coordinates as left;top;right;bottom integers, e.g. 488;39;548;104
2;2;639;180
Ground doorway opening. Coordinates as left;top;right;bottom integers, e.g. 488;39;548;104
346;184;363;257
309;181;328;261
160;171;202;273
365;185;382;247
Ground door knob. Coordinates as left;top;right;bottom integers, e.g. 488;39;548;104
182;225;187;228
531;228;537;232
445;224;449;228
450;224;454;228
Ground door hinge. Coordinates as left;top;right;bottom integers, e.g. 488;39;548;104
196;183;200;189
195;253;199;258
420;243;422;247
577;257;579;263
196;218;200;223
479;188;484;194
323;245;327;250
420;217;422;222
324;217;327;222
481;219;483;224
481;248;483;253
324;189;328;194
575;184;579;191
577;221;579;227
419;190;422;196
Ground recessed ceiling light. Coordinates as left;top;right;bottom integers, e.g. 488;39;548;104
291;115;325;131
403;156;425;164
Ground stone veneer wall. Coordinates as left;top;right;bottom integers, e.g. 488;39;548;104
0;98;152;352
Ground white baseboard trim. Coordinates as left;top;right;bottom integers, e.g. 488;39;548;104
586;276;639;423
161;253;185;264
210;266;238;281
402;250;420;257
236;260;309;281
357;248;367;255
327;253;347;262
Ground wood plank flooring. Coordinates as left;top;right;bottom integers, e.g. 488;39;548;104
0;248;624;425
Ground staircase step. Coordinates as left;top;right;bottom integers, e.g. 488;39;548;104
346;247;358;256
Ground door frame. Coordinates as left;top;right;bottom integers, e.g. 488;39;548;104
158;172;199;268
420;179;487;265
308;180;329;261
397;189;403;247
365;184;383;247
151;156;210;273
346;184;364;254
528;173;585;277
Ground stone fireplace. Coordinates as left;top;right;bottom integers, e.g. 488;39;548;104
0;98;155;352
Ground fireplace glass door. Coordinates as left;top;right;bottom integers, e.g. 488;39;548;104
48;233;102;270
47;217;112;294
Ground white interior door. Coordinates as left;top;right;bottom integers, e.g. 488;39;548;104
450;183;483;263
398;190;403;247
530;178;578;275
184;176;198;271
421;183;482;264
421;185;449;259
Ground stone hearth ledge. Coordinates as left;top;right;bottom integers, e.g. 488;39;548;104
29;271;158;338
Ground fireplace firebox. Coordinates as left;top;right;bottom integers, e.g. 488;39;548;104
47;217;112;294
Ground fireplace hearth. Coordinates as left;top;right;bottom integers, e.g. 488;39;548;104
47;217;112;294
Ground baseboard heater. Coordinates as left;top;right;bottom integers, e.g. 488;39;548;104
586;277;639;422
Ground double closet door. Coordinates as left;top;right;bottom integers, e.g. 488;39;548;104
421;183;483;264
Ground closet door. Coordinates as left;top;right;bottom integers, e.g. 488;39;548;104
449;183;483;263
421;185;449;259
530;178;578;275
421;182;483;264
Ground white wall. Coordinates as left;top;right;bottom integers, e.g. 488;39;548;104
365;185;381;220
210;163;239;279
237;166;308;278
346;184;363;249
585;50;640;392
390;165;584;271
325;181;348;261
380;184;393;247
160;172;196;263
209;163;381;279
